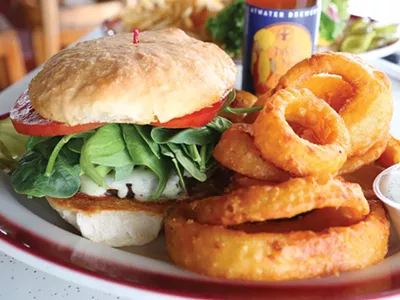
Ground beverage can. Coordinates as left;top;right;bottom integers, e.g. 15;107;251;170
242;3;321;95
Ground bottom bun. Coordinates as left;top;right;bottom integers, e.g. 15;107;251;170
46;193;169;247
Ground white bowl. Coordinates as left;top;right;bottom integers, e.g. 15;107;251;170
373;163;400;237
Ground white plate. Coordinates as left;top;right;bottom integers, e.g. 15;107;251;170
1;58;400;299
356;40;400;60
317;41;400;61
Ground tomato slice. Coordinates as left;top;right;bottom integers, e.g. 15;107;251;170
10;91;228;135
10;92;105;136
151;96;226;128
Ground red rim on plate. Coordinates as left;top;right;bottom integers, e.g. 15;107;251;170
1;212;400;300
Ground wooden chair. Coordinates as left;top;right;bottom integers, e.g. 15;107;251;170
0;14;27;88
21;0;124;66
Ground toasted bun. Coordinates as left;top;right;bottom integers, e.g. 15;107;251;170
29;28;237;126
46;194;169;247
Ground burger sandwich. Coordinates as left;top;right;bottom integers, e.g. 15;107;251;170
10;28;237;247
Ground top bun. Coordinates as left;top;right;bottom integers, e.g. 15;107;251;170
29;29;237;126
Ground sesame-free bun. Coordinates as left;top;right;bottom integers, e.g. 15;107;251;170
29;29;237;126
47;194;169;247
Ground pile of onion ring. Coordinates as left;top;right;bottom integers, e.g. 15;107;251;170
165;51;392;281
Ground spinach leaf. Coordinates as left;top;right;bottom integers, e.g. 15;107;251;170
182;144;192;157
200;142;217;171
135;125;161;159
95;165;112;177
59;147;80;166
67;139;84;153
186;144;201;164
121;125;171;199
26;136;53;150
91;149;133;167
199;144;208;172
36;154;81;198
160;145;186;192
80;142;103;186
222;106;263;114
11;149;80;198
205;142;216;163
71;130;96;139
65;130;96;154
115;164;134;181
46;135;73;176
206;116;232;133
34;137;62;158
151;127;218;145
11;150;46;197
167;143;207;182
83;124;125;158
80;124;126;185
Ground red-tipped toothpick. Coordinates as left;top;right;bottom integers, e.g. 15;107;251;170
133;29;140;44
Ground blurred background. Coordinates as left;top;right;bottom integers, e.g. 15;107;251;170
0;0;398;90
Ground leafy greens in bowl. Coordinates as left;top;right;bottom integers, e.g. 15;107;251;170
0;118;28;174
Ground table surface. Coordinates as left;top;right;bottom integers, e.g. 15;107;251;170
1;27;400;300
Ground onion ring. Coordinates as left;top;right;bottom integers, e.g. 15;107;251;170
213;124;290;182
253;88;350;176
339;134;389;175
300;74;354;112
189;176;369;225
165;200;388;281
166;52;391;282
377;136;400;168
277;52;393;157
244;74;355;124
